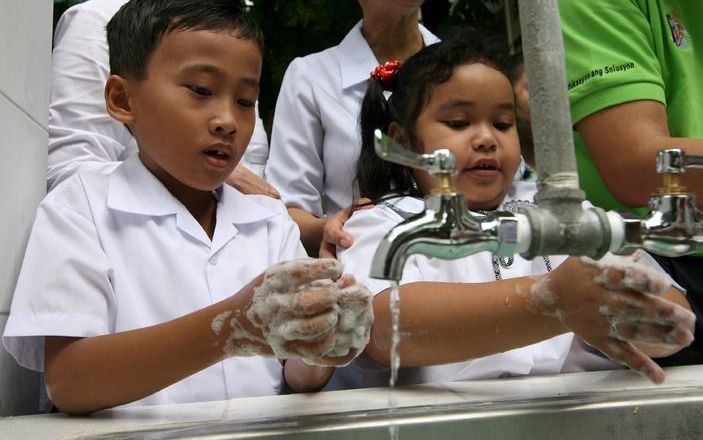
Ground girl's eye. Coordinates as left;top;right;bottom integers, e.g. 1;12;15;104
237;99;256;108
187;85;212;97
494;122;513;131
445;120;468;129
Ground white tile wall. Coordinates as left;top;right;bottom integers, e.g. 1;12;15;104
0;94;47;314
0;0;53;128
0;0;52;416
0;316;40;415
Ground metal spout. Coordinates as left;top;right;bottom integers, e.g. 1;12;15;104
369;130;529;281
370;193;527;280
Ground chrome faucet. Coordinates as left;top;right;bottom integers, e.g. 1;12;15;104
619;149;703;257
369;130;529;280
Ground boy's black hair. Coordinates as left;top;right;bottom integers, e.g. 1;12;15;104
107;0;264;80
357;28;512;202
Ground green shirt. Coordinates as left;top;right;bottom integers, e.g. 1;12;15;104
560;0;703;215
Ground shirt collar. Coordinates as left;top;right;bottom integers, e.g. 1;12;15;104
107;155;279;224
339;20;440;90
107;155;182;216
217;185;280;225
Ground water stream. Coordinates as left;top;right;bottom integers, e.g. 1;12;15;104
388;281;401;440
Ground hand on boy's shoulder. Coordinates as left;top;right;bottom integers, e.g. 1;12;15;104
226;165;280;199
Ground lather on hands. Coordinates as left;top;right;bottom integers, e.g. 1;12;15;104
533;252;695;384
246;258;373;366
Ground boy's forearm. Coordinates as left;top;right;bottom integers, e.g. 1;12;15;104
45;293;256;414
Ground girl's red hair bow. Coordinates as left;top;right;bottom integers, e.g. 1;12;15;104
370;60;401;91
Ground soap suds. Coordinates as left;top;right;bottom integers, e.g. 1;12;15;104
581;250;670;295
211;311;232;336
246;259;374;365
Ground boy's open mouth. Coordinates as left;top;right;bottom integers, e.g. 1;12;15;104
204;149;230;159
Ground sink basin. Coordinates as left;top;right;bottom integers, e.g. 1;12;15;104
2;366;702;440
86;368;703;440
108;388;702;440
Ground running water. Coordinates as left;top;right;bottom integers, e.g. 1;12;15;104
388;281;401;440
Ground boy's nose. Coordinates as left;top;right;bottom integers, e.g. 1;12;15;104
210;104;238;136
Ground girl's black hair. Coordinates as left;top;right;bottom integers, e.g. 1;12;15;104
356;28;512;202
107;0;264;80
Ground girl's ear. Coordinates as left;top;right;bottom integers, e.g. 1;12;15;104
388;122;408;146
104;75;135;125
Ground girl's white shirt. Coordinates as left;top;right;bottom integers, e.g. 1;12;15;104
265;20;440;217
331;181;621;389
3;155;306;407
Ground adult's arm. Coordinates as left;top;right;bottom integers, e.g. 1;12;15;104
560;0;703;207
48;1;133;190
576;100;703;207
267;58;328;248
288;207;326;257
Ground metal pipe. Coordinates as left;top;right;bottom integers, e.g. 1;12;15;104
517;0;581;195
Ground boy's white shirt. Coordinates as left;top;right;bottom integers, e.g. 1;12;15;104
332;181;623;390
3;155;306;407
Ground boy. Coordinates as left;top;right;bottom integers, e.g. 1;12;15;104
2;0;371;414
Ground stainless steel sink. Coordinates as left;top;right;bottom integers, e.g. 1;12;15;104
5;367;701;440
82;377;703;440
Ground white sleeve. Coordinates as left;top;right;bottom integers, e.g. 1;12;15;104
338;206;425;295
47;3;134;191
266;58;326;217
2;181;115;372
239;103;270;179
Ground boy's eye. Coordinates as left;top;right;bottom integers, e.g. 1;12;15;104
237;99;256;108
494;122;513;131
187;85;213;96
445;120;468;129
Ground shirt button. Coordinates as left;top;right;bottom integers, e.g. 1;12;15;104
209;256;218;265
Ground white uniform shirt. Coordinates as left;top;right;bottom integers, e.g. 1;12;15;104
266;21;440;217
3;155;307;407
47;0;270;191
332;182;603;389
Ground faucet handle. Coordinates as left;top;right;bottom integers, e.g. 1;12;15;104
374;129;456;176
656;149;703;173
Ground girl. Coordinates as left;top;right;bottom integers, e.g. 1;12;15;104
331;34;695;389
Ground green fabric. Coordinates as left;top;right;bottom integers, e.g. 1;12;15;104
560;0;703;217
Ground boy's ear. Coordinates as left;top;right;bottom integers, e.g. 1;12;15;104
104;75;135;125
388;122;408;146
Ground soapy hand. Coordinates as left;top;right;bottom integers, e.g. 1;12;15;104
246;258;373;366
532;251;695;384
